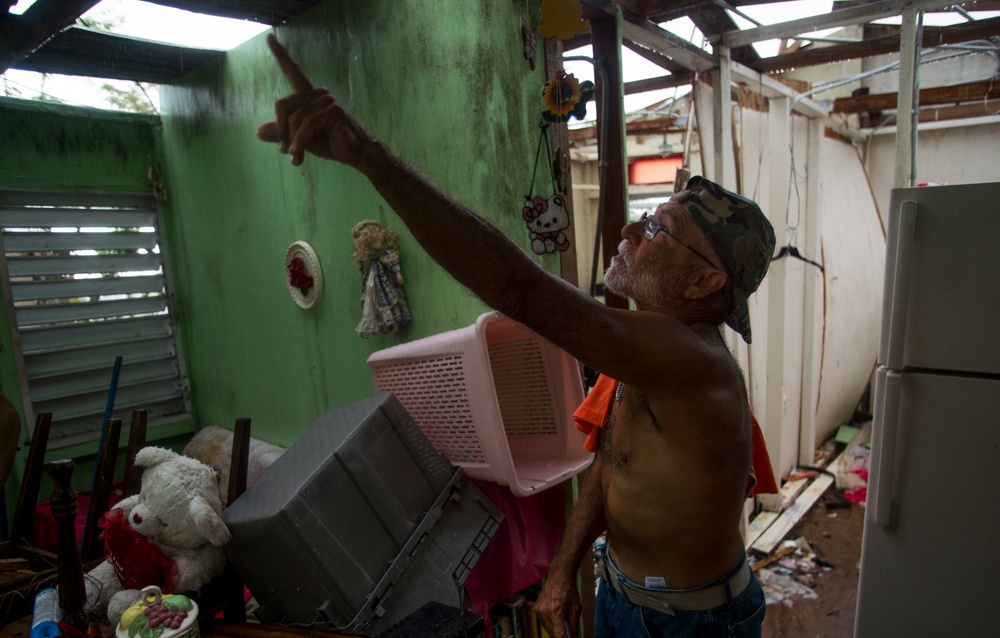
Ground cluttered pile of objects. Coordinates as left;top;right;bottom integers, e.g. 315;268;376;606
746;423;871;608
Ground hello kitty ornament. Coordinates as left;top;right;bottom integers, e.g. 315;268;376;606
523;194;570;255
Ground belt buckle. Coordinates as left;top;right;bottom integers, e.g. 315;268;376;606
624;585;677;616
601;554;679;616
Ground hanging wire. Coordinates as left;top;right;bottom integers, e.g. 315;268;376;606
527;121;557;197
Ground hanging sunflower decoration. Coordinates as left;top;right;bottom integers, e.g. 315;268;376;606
542;70;595;123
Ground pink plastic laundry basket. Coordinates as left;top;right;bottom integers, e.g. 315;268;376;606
366;311;589;496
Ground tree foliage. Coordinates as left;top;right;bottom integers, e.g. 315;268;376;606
101;83;159;114
77;15;160;114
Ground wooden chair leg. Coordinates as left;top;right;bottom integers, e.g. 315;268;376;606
123;410;148;498
227;418;251;506
199;418;253;623
10;412;51;549
223;417;252;622
81;419;122;562
48;459;89;633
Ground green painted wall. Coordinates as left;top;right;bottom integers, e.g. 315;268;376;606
0;99;190;513
0;0;556;532
0;99;160;191
159;0;554;446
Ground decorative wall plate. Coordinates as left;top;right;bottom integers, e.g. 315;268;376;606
284;240;323;310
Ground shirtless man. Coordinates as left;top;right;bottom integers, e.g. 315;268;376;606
257;34;773;637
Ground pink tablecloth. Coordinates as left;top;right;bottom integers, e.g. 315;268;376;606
32;492;122;552
464;479;567;623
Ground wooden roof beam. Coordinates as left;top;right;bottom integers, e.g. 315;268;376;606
14;26;224;84
140;1;323;25
624;73;694;95
721;0;957;49
832;79;1000;113
0;0;99;73
729;59;829;118
619;6;716;72
568;114;682;142
622;38;692;75
749;15;1000;73
686;2;761;65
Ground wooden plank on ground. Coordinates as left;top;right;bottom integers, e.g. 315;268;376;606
744;510;779;550
778;477;809;510
751;473;835;555
749;475;809;547
751;546;795;572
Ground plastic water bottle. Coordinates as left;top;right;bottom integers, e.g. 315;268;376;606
30;588;62;638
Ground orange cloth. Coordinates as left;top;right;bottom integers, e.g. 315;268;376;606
573;374;778;497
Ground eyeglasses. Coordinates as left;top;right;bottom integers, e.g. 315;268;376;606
640;212;721;270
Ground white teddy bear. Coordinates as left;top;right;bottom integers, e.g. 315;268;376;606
84;446;232;625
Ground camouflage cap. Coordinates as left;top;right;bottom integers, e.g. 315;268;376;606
672;176;775;344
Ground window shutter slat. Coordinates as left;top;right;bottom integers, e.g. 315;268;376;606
2;231;159;253
25;336;176;381
7;253;163;277
15;296;168;328
0;207;157;228
12;274;165;301
1;189;190;442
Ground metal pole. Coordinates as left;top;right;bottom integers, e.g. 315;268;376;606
895;8;923;188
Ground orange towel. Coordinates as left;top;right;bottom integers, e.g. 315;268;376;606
573;374;778;497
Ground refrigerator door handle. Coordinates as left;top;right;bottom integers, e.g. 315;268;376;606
885;200;918;370
874;370;903;527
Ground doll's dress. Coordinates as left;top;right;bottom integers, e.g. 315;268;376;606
356;247;412;337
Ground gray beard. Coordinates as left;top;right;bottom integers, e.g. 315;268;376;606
605;252;693;312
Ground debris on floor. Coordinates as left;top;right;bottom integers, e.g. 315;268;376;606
747;422;872;606
753;536;827;605
757;566;818;606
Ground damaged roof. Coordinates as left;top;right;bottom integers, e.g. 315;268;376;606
0;0;325;83
1;0;998;86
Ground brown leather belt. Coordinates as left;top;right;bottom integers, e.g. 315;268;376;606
599;552;752;615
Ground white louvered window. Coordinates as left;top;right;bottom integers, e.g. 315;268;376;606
0;190;189;445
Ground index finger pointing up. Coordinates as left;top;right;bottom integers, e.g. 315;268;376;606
267;33;314;93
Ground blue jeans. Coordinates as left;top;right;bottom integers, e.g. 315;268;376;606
594;562;766;637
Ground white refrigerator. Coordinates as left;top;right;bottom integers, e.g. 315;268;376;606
855;182;1000;637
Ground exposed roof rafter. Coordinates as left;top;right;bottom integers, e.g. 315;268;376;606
1;0;324;84
143;0;318;24
722;0;960;49
729;60;830;118
619;7;716;71
0;0;100;74
14;26;224;84
833;78;1000;112
749;15;1000;73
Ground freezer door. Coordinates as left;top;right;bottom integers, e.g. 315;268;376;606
878;182;1000;375
855;371;1000;637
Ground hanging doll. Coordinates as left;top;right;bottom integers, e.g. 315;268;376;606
352;220;412;338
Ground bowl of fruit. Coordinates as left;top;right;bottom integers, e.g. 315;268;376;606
116;585;199;638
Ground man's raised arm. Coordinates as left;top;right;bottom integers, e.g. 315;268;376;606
257;36;606;355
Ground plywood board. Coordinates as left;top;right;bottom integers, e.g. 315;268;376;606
744;510;779;550
751;473;835;555
737;106;771;424
737;110;816;478
813;138;885;447
778;476;809;510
